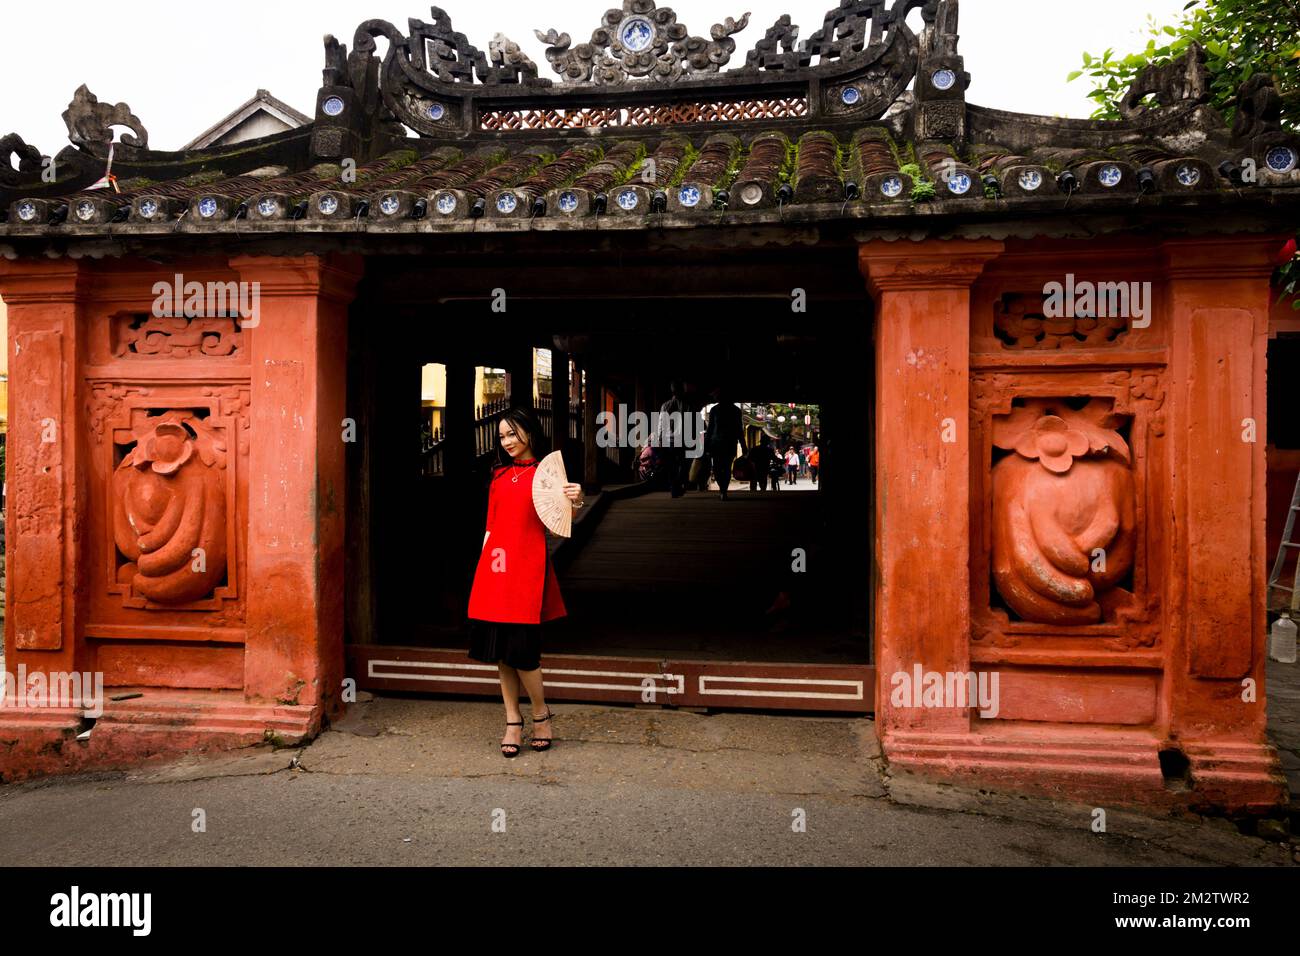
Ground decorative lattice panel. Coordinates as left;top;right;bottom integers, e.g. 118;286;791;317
480;97;809;130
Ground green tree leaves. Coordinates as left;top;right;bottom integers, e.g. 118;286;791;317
1070;0;1299;299
1070;0;1299;130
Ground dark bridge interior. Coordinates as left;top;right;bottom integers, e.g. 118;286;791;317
343;242;874;665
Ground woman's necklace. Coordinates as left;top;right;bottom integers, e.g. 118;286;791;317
509;454;532;482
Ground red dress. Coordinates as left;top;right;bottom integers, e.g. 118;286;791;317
467;458;567;625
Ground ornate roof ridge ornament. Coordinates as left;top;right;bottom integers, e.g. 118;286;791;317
62;84;149;150
327;2;940;92
1119;41;1211;121
0;132;43;188
308;2;945;155
7;1;1299;227
1104;42;1246;153
355;7;543;87
911;0;967;142
534;2;753;84
742;14;807;72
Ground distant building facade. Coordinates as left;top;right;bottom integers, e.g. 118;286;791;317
181;89;310;150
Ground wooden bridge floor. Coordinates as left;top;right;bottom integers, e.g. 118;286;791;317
547;489;870;664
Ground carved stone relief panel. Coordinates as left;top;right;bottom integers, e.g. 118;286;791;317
93;392;249;614
970;372;1166;651
111;313;244;359
994;292;1129;350
990;397;1135;626
112;411;229;606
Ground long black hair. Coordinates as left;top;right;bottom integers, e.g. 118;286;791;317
493;405;551;471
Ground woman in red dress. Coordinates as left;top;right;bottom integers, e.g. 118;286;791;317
467;407;584;757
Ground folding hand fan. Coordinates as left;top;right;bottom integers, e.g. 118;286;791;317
531;451;573;537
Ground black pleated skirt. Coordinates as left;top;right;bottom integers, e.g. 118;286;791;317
467;619;543;671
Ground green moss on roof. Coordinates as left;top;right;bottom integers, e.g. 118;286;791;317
776;136;798;187
666;142;700;188
898;161;935;201
716;138;745;191
613;142;649;186
178;170;230;186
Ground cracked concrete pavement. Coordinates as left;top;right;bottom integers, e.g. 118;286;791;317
0;693;1295;867
1267;657;1300;811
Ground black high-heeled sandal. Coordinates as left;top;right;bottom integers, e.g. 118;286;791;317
501;719;524;758
530;711;554;751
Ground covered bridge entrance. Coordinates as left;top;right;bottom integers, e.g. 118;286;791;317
1;0;1298;810
344;244;875;712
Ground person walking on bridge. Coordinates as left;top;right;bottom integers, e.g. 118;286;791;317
749;435;775;492
783;446;798;485
656;379;692;498
705;387;746;501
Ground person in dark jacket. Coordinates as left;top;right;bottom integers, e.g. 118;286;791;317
749;435;775;491
769;451;786;492
705;388;746;501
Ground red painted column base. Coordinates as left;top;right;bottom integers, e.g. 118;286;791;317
884;728;1285;813
0;689;322;783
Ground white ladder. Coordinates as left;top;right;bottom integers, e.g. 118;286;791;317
1268;472;1300;613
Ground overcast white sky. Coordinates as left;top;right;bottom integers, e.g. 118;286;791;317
2;0;1191;155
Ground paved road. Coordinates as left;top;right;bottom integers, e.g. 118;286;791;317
0;696;1293;867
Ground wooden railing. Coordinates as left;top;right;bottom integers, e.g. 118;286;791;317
420;393;607;477
530;394;584;445
474;397;511;459
536;393;553;439
420;421;445;477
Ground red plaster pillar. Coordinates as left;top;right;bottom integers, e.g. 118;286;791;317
0;260;89;678
1161;236;1289;808
859;240;1003;737
229;255;362;717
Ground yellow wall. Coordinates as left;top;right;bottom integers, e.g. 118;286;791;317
420;362;446;406
417;364;510;408
421;362;446;434
418;364;511;436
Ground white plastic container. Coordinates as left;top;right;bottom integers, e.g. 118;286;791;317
1270;613;1297;664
